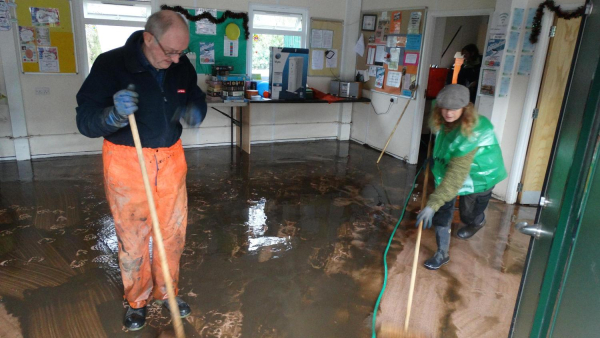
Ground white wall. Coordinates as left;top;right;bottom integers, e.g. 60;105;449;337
0;0;349;159
0;51;15;159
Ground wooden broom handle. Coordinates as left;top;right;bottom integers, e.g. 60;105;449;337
128;114;185;338
377;86;417;164
404;134;433;332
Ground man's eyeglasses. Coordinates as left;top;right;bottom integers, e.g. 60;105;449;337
153;36;189;57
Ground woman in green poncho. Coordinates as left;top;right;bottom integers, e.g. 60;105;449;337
416;84;507;270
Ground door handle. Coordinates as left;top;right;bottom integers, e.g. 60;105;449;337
515;222;553;239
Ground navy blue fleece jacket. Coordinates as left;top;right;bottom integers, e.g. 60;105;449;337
76;30;207;148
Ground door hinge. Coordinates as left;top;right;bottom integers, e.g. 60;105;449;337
549;25;557;37
532;108;539;119
517;183;524;192
586;3;593;15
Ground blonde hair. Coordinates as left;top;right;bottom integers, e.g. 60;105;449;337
430;102;478;136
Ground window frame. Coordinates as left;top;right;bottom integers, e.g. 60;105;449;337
76;0;151;76
247;4;309;80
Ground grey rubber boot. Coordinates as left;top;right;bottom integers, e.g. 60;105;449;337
424;224;451;270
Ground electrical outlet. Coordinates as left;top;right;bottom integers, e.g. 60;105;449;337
35;87;50;95
390;96;398;104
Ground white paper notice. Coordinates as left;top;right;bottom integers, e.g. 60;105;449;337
408;12;422;34
38;46;59;72
404;53;418;64
369;65;377;77
326;49;338;68
195;8;217;35
36;27;50;45
311;29;323;48
375;45;386;63
224;37;238;57
322;30;333;49
354;33;365;57
386;71;401;87
367;46;376;64
312;49;324;70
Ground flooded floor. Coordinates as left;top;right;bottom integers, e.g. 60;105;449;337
0;141;534;338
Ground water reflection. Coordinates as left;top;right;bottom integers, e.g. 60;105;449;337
245;198;292;256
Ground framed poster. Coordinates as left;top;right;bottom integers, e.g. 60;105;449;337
362;14;377;31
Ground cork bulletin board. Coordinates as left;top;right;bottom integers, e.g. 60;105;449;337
356;8;426;97
308;18;343;77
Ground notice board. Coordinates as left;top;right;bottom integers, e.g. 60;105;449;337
187;9;247;75
16;0;77;74
355;9;426;97
308;18;343;77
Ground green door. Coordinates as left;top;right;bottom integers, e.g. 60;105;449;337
511;1;600;337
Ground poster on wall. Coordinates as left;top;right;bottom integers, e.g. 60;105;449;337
375;67;385;88
21;44;37;62
386;71;401;87
525;8;536;29
484;36;505;68
480;69;497;95
38;46;59;72
522;31;536;53
518;54;533;75
224;37;238;57
390;11;401;34
490;11;509;36
30;7;60;27
195;8;217;35
375;19;389;44
408;12;422;34
503;54;515;75
511;8;525;30
507;31;520;53
499;76;511;97
199;42;215;64
19;26;35;44
36;27;50;45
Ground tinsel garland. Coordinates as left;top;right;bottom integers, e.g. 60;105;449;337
160;5;250;40
530;0;586;44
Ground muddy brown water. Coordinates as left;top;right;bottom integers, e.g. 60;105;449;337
0;141;533;338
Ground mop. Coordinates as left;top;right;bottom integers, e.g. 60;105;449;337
127;85;186;338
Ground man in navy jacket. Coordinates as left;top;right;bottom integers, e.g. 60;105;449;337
76;10;206;330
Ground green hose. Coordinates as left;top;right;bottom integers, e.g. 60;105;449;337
371;164;424;337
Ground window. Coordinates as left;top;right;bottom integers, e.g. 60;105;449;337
248;5;308;80
80;0;151;72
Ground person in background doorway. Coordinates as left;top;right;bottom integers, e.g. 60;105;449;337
416;84;506;270
457;44;482;103
76;10;207;330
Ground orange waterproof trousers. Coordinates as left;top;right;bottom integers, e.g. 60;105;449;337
103;139;188;308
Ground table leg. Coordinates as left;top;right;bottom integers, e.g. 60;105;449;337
241;104;251;154
230;107;234;148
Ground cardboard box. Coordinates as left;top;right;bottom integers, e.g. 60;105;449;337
269;47;309;100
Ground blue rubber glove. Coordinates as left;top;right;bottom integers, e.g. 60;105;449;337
106;85;138;128
181;103;204;127
416;206;435;229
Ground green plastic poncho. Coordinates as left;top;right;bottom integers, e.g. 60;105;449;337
432;115;507;195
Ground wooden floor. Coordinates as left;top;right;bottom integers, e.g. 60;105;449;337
0;141;534;338
377;200;533;338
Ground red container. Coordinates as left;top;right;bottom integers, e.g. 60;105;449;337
426;67;449;99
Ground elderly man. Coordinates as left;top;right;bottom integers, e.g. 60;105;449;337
76;10;206;330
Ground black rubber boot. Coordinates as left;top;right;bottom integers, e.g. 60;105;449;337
160;297;191;318
124;306;146;331
457;217;486;240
